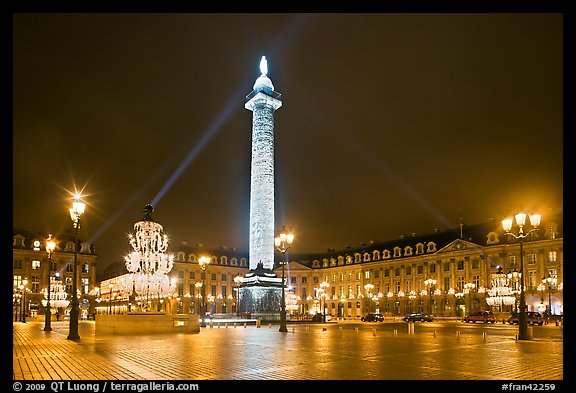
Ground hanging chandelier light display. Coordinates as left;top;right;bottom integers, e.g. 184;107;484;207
120;204;176;308
41;277;70;309
485;267;517;307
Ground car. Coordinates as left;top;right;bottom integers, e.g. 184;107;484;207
507;311;544;326
361;313;384;322
403;312;434;322
311;313;332;322
463;311;496;323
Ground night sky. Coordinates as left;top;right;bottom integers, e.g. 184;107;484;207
12;13;563;272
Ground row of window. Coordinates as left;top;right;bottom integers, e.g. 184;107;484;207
13;274;91;295
13;259;91;273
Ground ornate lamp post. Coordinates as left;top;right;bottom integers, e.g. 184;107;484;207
364;283;374;314
108;283;114;314
198;256;211;327
320;280;329;322
424;278;436;315
20;278;29;323
502;212;541;340
194;281;202;316
275;226;294;332
43;235;56;331
234;275;243;318
507;269;520;312
464;282;476;315
542;273;557;323
67;193;85;340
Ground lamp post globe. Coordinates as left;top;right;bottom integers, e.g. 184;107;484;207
502;212;541;340
67;193;85;340
198;256;211;327
275;226;294;333
43;235;56;331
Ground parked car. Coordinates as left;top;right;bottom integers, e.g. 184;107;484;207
361;313;384;322
403;312;434;322
463;311;496;323
311;313;332;322
507;311;544;326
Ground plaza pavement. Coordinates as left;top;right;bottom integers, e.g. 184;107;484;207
12;319;564;382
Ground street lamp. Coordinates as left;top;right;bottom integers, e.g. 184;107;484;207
198;256;211;327
275;226;294;333
44;235;56;331
502;212;541;340
364;283;374;314
320;281;329;322
68;193;85;340
507;269;520;312
194;281;202;316
424;278;436;315
542;273;557;323
464;282;476;315
234;275;243;318
108;283;114;314
20;278;29;323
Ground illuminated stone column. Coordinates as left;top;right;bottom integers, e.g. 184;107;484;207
245;56;282;271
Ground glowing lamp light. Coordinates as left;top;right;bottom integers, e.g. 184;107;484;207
529;214;541;227
70;194;86;221
199;256;211;270
515;213;527;227
502;218;513;232
46;235;56;253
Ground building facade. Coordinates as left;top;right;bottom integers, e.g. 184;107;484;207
16;214;562;322
12;229;98;321
97;214;563;321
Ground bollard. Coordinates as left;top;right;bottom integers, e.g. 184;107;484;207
209;320;214;328
244;322;247;328
483;332;486;339
515;333;518;341
456;330;460;338
433;330;436;338
225;323;228;329
233;322;236;328
393;329;398;335
407;323;414;335
372;328;376;336
217;322;220;328
256;319;261;328
355;327;359;332
268;323;272;329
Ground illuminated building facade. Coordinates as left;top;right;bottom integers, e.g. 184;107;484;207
12;229;98;321
143;214;563;321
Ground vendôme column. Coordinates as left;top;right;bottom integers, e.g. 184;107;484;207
240;56;285;322
245;56;282;271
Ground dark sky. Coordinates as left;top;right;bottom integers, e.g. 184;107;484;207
13;13;563;272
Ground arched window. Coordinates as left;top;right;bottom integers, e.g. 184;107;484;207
372;250;381;260
415;243;424;254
